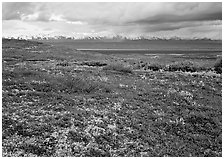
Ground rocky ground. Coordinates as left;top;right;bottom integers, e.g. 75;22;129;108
2;39;222;157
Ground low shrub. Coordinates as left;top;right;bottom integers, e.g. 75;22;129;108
80;61;107;67
214;57;222;74
103;63;133;74
166;61;203;72
62;77;99;93
147;63;163;71
56;61;69;67
134;62;148;70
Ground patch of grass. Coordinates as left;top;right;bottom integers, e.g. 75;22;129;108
103;63;133;74
2;38;43;49
48;75;111;94
3;68;39;79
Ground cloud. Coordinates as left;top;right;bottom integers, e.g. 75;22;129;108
3;2;37;20
2;2;222;39
141;20;222;32
150;24;222;40
3;2;221;24
128;3;221;25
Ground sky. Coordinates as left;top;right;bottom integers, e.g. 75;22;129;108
2;2;222;39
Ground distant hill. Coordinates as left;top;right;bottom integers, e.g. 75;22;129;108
2;34;217;41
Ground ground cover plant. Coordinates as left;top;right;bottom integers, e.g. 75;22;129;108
2;39;222;157
214;57;222;74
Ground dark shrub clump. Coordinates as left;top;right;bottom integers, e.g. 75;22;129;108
148;63;163;71
80;61;107;67
214;57;222;74
166;61;201;72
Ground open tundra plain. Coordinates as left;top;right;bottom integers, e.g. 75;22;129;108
2;39;222;157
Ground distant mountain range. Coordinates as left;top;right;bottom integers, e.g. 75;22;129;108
2;34;216;41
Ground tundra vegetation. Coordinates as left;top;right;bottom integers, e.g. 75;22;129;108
2;39;222;157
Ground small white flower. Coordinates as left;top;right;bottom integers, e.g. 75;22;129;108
108;124;116;130
113;102;122;110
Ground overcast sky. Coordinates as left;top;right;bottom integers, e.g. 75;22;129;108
2;2;222;39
